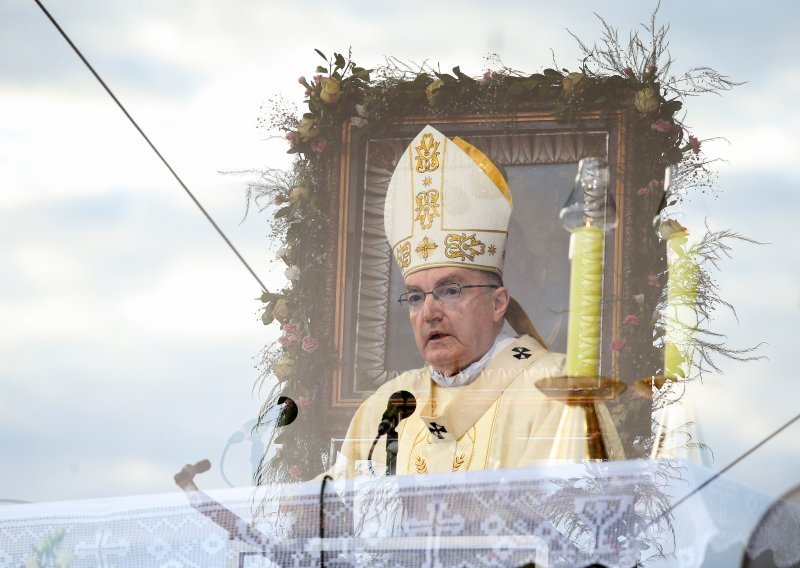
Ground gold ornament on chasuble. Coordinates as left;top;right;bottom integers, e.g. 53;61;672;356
407;425;477;474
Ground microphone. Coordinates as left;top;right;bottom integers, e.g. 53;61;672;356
377;390;417;436
369;391;417;476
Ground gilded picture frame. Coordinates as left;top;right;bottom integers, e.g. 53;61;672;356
327;111;629;408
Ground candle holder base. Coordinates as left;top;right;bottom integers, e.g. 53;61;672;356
534;375;625;461
631;375;679;399
535;375;626;403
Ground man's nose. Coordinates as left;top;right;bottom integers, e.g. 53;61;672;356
421;292;443;320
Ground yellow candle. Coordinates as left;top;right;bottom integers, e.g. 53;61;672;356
664;229;698;378
565;224;604;377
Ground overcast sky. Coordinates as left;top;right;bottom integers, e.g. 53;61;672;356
1;0;799;505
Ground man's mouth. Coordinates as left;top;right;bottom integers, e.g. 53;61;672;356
426;331;450;344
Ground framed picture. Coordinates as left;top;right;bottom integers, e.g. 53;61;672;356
328;112;627;406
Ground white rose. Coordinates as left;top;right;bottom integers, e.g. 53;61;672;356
633;86;659;114
284;265;301;281
658;219;688;240
297;116;319;140
288;185;309;204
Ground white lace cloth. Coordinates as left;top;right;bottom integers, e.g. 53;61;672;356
0;460;795;567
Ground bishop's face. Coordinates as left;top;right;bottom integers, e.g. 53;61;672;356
404;266;509;376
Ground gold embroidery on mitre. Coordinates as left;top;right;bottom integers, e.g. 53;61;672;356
415;236;438;260
488;244;497;256
445;233;486;262
422;176;433;187
414;189;440;230
414;133;440;173
394;241;411;269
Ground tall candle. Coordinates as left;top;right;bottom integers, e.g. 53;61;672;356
565;224;604;377
664;227;698;378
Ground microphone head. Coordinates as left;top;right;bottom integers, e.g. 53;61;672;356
276;396;298;427
388;390;416;419
377;390;418;436
194;459;211;474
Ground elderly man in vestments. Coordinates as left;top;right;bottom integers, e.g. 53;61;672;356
329;125;623;479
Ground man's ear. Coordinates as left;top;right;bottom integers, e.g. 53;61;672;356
492;286;510;323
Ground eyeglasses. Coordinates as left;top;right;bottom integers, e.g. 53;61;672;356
397;283;498;310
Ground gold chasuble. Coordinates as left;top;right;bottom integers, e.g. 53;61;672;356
329;335;624;479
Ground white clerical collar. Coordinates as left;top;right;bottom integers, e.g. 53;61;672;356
429;330;517;388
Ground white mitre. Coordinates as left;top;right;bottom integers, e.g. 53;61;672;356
383;125;512;277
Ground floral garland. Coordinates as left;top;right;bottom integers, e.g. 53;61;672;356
249;12;743;482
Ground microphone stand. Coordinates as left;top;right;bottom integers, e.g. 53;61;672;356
385;426;399;476
367;390;416;477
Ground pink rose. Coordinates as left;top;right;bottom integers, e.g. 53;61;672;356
481;71;491;85
623;66;634;77
313;74;322;83
288;464;301;477
296;396;311;407
611;339;626;352
304;88;312;97
297;76;307;85
278;334;296;347
648;179;662;192
637;186;650;196
301;336;319;353
647;273;660;288
647;64;657;75
285;131;299;146
283;323;300;340
623;314;640;325
688;135;701;154
651;119;675;133
311;138;328;153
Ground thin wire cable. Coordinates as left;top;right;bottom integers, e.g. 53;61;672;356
33;0;269;293
647;411;800;533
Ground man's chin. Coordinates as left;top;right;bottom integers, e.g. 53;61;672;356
425;349;461;376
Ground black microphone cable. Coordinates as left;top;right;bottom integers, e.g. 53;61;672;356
319;474;333;568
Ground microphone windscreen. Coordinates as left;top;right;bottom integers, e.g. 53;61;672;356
194;459;211;474
388;390;416;418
